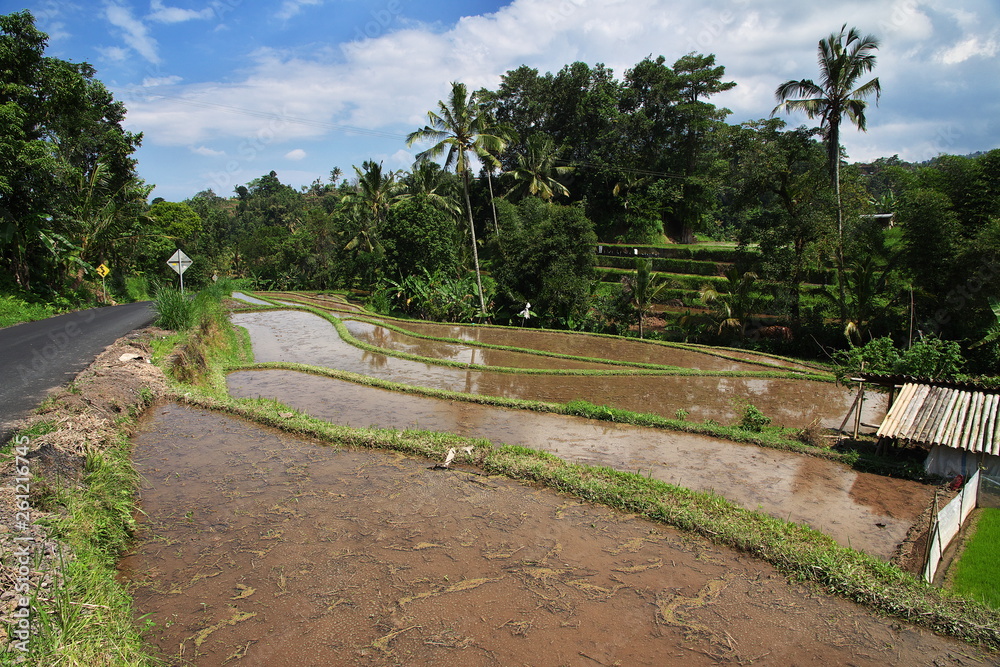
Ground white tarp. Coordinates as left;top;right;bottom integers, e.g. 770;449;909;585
925;446;1000;478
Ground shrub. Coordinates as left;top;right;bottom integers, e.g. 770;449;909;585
739;403;771;432
152;288;195;330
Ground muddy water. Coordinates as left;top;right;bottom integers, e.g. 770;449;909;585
228;369;928;559
342;319;619;370
231;292;273;306
121;404;984;666
268;291;822;373
231;310;885;430
395;320;822;372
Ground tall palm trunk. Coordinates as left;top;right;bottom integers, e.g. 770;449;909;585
462;171;486;315
830;120;847;324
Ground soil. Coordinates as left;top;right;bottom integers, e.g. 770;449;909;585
120;403;993;666
0;327;172;625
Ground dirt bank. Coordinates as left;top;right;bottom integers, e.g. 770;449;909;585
0;328;171;627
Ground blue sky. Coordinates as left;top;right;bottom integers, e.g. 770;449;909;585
21;0;1000;201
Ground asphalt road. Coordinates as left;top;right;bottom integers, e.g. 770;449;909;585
0;302;156;445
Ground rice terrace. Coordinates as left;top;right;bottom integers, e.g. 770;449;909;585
2;3;1000;666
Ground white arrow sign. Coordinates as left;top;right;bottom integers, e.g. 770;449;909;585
167;249;193;293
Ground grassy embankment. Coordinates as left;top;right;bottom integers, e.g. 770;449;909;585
951;508;1000;609
167;292;1000;648
0;281;239;666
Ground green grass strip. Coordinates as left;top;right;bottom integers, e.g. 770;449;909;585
951;509;1000;609
2;411;157;665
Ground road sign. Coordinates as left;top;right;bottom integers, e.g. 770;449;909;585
167;249;193;294
166;250;192;275
96;263;110;278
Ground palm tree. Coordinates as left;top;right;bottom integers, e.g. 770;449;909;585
773;24;881;321
630;258;669;339
701;267;761;340
340;160;402;253
400;161;462;219
407;82;508;315
504;133;573;201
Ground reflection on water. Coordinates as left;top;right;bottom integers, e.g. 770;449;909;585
227;369;931;559
343;320;617;370
231;310;885;430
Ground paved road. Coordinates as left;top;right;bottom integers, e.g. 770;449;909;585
0;302;156;444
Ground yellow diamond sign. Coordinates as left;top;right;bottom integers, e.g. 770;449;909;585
96;263;110;278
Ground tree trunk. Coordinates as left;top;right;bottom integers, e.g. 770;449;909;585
462;171;487;315
830;120;847;326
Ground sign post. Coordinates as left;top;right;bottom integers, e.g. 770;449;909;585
96;263;110;302
166;249;193;294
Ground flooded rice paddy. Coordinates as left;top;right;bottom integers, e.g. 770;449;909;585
228;369;929;558
121;404;982;666
269;292;821;373
230;310;885;430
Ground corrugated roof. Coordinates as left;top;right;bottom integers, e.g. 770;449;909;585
860;373;1000;393
877;382;1000;455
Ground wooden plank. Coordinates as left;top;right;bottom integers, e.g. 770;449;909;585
931;390;963;447
878;382;915;438
943;393;971;449
992;395;1000;456
984;394;999;456
963;392;984;453
899;384;931;441
913;387;947;443
921;388;956;444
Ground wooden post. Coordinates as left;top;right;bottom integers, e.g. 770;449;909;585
853;382;865;440
923;490;939;583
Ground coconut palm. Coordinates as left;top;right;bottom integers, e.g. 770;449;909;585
340;160;402;253
407;82;508;315
773;24;881;322
505;133;573;201
400;161;462;219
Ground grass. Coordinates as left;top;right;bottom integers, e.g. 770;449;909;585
951;508;1000;609
0;282;246;665
1;406;157;665
0;294;57;328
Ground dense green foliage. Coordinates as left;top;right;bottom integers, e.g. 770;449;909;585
0;11;147;298
2;10;998;376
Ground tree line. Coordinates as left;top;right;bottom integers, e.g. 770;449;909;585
1;10;998;375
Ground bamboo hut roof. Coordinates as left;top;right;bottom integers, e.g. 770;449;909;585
874;380;1000;455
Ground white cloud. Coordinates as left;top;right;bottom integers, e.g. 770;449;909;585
148;0;214;24
142;75;183;87
191;145;225;157
97;45;130;62
285;148;307;160
936;35;999;64
275;0;324;21
105;2;160;64
123;0;1000;170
